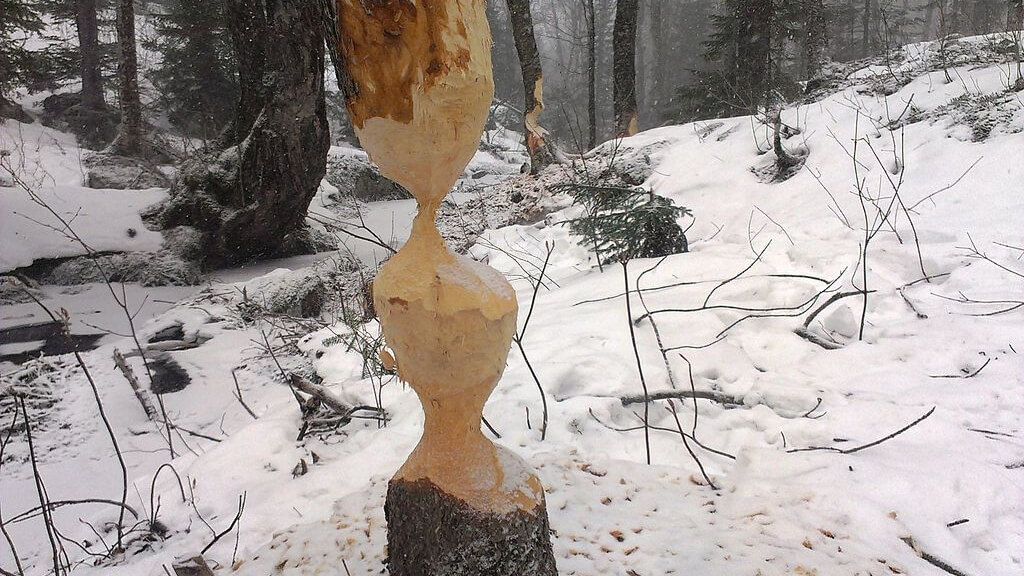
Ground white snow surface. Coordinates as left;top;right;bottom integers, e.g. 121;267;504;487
1;36;1023;576
0;119;168;272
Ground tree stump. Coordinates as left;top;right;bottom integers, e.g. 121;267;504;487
334;1;557;574
386;457;556;576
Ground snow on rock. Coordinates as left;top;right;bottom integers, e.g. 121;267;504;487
0;185;167;273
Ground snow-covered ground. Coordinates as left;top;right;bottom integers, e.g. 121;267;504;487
2;35;1023;576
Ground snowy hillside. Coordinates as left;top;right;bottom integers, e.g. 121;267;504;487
2;35;1023;576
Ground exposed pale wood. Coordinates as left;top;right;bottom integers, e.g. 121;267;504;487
336;1;556;572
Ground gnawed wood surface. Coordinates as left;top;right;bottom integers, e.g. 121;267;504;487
335;1;556;573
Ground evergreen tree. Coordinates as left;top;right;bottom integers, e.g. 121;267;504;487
148;0;238;139
556;182;690;265
673;0;805;122
0;0;45;117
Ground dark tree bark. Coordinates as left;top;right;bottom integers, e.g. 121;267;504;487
505;0;557;174
154;0;330;268
613;0;639;138
923;0;937;37
950;0;964;33
111;0;143;155
587;0;597;149
861;0;872;57
1011;0;1024;90
804;0;828;90
649;0;665;114
386;478;557;576
75;0;104;110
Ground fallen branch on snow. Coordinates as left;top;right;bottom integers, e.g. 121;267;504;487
621;389;743;408
787;406;935;455
113;349;158;421
900;535;973;576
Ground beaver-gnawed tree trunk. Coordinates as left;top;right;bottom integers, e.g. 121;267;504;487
505;0;558;174
152;0;330;269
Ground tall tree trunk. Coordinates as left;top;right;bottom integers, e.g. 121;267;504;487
861;0;872;57
1011;0;1023;90
804;0;828;90
111;0;143;155
154;0;330;268
923;0;937;38
587;0;597;149
649;0;665;115
635;0;646;125
613;0;639;138
505;0;557;174
76;0;104;110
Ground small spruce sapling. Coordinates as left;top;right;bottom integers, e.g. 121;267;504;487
556;182;692;265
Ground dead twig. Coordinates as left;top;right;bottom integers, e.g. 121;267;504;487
588;408;736;461
200;492;246;555
1;499;140;528
666;399;717;489
622;261;651;465
900;536;973;576
0;412;25;576
787;406;935;454
14;281;130;552
928;357;991;379
231;368;258;420
513;242;554;441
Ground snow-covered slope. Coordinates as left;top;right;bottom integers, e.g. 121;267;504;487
1;35;1022;576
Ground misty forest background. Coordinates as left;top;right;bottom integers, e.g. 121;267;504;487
3;0;1021;162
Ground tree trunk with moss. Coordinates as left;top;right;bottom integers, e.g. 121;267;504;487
613;0;639;138
505;0;557;174
153;0;329;268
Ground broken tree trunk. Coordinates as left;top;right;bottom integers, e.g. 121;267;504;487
335;1;557;574
505;0;558;174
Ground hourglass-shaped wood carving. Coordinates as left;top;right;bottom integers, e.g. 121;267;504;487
335;1;557;574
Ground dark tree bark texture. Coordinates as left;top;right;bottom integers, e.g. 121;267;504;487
804;0;828;90
613;0;639;138
386;478;557;576
1011;0;1024;31
649;0;665;114
76;0;104;110
587;0;597;149
861;0;872;58
505;0;557;174
111;0;143;155
154;0;330;269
